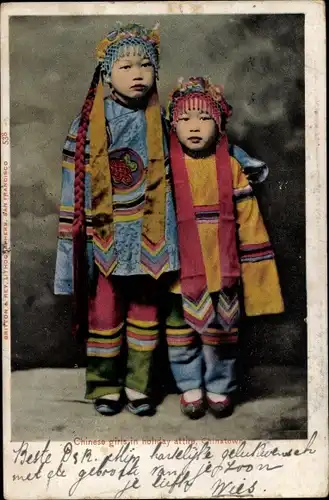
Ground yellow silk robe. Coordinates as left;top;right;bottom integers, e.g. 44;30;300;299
170;155;284;317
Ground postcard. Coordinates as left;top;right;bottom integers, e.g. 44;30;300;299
1;1;327;498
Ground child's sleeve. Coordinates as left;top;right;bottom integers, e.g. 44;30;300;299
53;116;81;295
229;144;269;184
231;157;284;316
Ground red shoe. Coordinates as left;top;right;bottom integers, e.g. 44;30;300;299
180;393;206;420
206;394;234;419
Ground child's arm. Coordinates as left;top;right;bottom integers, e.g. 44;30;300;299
53;116;81;295
231;157;284;316
229;144;269;184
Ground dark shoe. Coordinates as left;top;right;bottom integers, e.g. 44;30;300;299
206;394;234;419
180;393;206;420
126;397;156;416
94;395;124;416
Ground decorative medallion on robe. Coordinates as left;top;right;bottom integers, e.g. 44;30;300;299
109;148;145;192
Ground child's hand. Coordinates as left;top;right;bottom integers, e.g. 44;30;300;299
243;163;269;184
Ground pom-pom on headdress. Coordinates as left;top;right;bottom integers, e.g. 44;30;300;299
97;22;160;82
167;76;232;129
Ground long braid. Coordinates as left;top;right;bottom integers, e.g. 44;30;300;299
72;64;101;339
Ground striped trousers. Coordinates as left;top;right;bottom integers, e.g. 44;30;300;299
85;273;163;400
165;293;240;395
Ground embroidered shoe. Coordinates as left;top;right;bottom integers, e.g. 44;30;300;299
206;394;234;419
94;395;124;416
180;393;206;420
125;397;156;417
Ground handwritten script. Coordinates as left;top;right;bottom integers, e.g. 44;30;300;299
149;433;317;496
12;441;140;498
10;432;317;497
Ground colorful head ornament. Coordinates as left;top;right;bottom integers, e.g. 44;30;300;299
96;22;160;82
167;76;232;129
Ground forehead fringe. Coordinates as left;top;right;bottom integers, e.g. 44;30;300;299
178;96;212;114
116;43;148;61
172;93;221;127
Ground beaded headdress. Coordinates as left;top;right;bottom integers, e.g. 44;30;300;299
167;76;232;129
96;22;160;82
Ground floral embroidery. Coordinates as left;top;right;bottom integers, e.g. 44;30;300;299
111;155;137;185
109;148;144;191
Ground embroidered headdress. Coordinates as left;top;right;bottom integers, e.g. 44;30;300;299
167;76;232;129
97;22;160;81
167;77;240;334
72;22;165;336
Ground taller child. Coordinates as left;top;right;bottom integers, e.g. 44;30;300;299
54;23;180;416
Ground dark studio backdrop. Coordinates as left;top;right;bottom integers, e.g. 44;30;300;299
9;15;306;378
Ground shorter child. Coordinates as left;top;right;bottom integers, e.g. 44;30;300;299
165;77;284;419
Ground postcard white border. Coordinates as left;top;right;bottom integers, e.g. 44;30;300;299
1;1;328;498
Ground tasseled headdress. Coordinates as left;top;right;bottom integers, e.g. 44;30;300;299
167;76;232;130
166;77;241;334
72;23;165;336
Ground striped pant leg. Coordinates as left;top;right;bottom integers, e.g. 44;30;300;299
165;294;202;393
85;274;125;400
125;280;160;395
201;324;239;396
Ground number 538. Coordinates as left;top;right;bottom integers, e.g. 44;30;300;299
1;132;9;145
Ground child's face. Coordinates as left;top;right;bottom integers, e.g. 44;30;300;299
175;108;218;151
110;53;154;100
